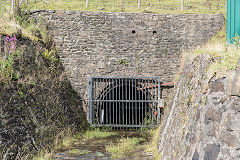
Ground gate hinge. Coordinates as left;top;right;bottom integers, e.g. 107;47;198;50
158;98;164;108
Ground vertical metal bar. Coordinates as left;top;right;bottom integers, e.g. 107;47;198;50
105;78;108;124
145;79;148;125
91;78;95;125
112;78;115;125
95;78;98;124
181;0;184;10
142;78;144;125
125;78;128;126
154;78;157;125
86;0;89;8
128;78;130;126
109;78;112;125
99;78;103;124
138;78;140;125
135;78;137;126
118;79;120;126
88;78;93;125
158;77;161;124
122;78;124;128
151;78;154;124
132;78;134;125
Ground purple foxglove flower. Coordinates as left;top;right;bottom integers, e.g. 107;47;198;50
5;36;10;42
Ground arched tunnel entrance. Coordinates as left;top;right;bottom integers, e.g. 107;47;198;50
88;77;162;128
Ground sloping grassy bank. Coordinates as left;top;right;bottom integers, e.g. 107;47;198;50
0;21;87;160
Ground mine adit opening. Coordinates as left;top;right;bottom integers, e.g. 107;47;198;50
88;77;163;128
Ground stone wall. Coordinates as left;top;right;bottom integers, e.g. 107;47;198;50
158;55;240;160
30;10;224;112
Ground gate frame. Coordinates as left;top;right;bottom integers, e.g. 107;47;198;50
88;76;162;128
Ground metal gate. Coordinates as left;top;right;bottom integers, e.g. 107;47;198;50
88;76;163;128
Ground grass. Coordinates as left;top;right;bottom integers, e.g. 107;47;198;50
23;0;226;14
144;128;161;160
180;21;240;80
83;128;118;139
80;150;89;155
96;151;104;157
0;52;14;83
54;128;118;150
32;151;53;160
0;0;227;42
1;0;227;15
106;137;144;159
31;127;118;159
69;149;80;155
177;10;239;80
56;136;79;150
0;1;49;42
206;45;239;79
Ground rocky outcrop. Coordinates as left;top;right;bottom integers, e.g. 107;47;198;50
158;55;240;160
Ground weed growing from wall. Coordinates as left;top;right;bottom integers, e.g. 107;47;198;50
119;59;128;66
42;49;59;63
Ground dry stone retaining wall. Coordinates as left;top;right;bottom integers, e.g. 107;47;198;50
30;10;224;112
159;55;240;160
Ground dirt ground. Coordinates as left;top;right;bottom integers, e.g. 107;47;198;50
53;130;155;160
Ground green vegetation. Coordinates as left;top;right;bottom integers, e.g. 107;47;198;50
106;137;144;159
119;59;129;66
0;0;227;42
69;149;80;155
83;128;118;139
111;137;144;157
144;128;161;160
0;52;14;83
0;1;49;42
0;29;86;159
56;137;79;150
207;44;239;79
42;49;58;62
181;22;240;80
32;151;53;160
0;0;234;160
80;150;89;155
96;152;104;157
22;0;226;14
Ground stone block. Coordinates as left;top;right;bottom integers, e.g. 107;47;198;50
227;70;240;96
220;131;239;147
205;123;217;137
192;150;199;160
209;81;225;93
204;109;222;124
203;144;220;160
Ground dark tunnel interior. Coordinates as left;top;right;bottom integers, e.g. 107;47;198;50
94;80;159;127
